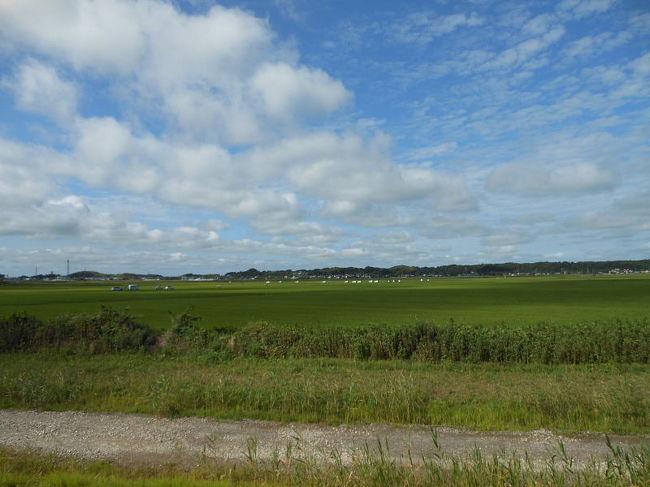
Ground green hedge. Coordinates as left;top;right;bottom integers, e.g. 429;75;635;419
2;308;649;363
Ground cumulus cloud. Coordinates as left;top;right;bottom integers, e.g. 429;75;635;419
0;138;67;208
1;0;644;274
0;193;223;248
0;0;347;139
0;0;480;252
241;131;475;213
0;0;450;238
4;58;77;122
0;0;146;74
486;162;617;196
251;62;352;122
558;191;650;236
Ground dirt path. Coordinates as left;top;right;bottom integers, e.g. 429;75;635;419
0;410;647;470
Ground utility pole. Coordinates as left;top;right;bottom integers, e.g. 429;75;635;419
66;259;70;276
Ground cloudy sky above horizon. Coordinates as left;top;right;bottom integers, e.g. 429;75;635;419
0;0;648;276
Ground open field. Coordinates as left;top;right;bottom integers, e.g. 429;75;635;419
2;274;649;486
1;275;650;329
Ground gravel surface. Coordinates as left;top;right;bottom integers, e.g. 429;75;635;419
0;409;647;470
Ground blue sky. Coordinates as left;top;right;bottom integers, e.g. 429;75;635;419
0;0;648;275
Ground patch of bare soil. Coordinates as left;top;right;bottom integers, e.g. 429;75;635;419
0;410;647;470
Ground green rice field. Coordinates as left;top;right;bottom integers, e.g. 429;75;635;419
1;274;649;329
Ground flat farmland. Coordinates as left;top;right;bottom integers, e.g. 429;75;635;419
1;275;649;329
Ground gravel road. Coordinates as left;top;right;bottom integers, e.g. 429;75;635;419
0;410;647;470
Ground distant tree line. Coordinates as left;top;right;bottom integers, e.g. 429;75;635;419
223;259;650;280
8;258;650;281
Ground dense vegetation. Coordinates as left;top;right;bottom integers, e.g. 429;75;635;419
2;306;647;433
0;308;158;354
1;307;648;364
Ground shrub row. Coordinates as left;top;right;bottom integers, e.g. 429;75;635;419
229;320;650;364
0;307;158;353
1;308;649;363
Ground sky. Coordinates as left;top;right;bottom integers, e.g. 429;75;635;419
0;0;648;276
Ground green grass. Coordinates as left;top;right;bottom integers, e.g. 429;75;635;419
1;353;647;434
1;275;649;330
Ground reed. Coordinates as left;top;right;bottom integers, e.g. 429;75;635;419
2;308;648;364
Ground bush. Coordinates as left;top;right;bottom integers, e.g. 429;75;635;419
0;307;159;353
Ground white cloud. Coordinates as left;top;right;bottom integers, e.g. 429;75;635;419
0;138;66;208
393;12;484;44
562;31;631;60
481;232;533;247
0;192;224;248
0;0;346;140
406;142;458;161
251;62;352;122
0;0;647;273
378;231;413;244
421;215;489;239
558;0;618;19
522;14;557;36
481;25;566;72
0;0;478;241
243;131;475;212
273;0;305;22
486;162;616;196
4;58;77;122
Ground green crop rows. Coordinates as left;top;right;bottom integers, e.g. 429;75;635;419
1;275;649;330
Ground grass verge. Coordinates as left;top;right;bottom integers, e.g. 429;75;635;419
0;353;648;433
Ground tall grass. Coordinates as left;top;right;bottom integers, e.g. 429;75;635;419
229;320;650;363
1;355;647;432
3;308;647;364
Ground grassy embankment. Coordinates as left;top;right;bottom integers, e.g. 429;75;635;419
0;307;648;433
1;354;648;433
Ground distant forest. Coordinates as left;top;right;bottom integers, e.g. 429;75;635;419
222;259;650;280
16;258;648;281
